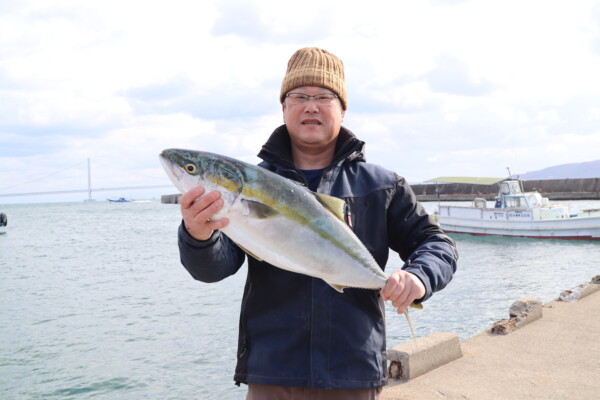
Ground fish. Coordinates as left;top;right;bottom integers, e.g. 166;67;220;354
159;148;421;335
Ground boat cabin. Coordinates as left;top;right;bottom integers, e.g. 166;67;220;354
493;180;548;209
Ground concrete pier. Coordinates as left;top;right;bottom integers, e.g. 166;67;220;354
161;194;181;204
382;280;600;400
387;332;463;381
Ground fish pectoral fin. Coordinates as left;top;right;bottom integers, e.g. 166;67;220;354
241;199;279;219
315;193;346;221
325;281;348;293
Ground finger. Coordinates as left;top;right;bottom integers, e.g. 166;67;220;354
391;288;410;309
183;191;221;223
207;217;230;231
396;282;423;314
396;293;417;314
380;275;401;300
184;200;228;241
194;197;224;223
384;280;402;302
180;186;206;209
382;270;408;300
396;305;409;314
192;190;221;211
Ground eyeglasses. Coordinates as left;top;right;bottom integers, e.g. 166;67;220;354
285;92;338;105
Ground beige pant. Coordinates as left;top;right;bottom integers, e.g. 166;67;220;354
246;383;382;400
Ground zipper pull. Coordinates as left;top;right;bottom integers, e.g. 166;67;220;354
345;204;353;229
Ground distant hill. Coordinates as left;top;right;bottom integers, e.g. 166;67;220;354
519;160;600;180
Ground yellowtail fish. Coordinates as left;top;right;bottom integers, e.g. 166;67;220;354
160;149;421;334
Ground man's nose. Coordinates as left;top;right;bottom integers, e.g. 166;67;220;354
303;98;319;111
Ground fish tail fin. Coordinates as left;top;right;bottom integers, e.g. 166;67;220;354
404;309;417;341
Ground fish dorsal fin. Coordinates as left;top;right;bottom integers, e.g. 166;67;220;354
315;193;346;221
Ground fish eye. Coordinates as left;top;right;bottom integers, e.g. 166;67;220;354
184;163;198;174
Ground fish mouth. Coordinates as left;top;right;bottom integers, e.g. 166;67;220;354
159;151;186;193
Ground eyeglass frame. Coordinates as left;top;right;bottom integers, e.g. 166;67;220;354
284;92;339;105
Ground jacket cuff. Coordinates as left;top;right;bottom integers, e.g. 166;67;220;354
402;264;433;303
178;221;220;248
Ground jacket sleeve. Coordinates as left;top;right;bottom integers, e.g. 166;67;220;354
178;222;246;283
387;175;458;302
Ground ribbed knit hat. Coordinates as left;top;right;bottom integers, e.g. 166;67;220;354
280;47;347;110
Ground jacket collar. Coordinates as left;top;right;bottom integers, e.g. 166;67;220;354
257;124;366;169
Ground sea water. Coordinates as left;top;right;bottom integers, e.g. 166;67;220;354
1;200;599;399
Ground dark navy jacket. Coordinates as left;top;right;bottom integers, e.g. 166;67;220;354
178;125;458;389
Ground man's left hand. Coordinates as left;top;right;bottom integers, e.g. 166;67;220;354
381;270;426;314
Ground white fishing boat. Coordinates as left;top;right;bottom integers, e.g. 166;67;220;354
433;178;600;241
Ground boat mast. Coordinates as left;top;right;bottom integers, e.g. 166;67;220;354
506;166;524;192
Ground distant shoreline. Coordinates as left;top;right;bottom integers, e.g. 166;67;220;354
411;177;600;202
161;177;600;204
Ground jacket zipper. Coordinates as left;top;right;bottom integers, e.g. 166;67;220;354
344;203;354;229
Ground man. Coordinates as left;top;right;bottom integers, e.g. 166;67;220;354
178;47;458;400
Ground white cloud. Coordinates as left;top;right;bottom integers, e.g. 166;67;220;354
2;0;600;203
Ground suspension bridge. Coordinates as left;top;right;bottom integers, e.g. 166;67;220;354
0;158;174;200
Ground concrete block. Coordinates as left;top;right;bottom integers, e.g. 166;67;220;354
509;297;543;328
161;194;181;204
492;297;543;334
387;332;462;381
490;318;517;335
560;285;585;302
560;283;600;302
580;283;600;299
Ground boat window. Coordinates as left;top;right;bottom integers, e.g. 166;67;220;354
499;180;523;195
508;181;521;194
504;196;526;208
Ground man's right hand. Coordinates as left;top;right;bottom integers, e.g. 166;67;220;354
180;186;230;241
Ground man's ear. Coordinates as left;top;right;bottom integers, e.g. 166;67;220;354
282;103;286;123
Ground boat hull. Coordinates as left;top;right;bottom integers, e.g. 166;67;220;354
437;206;600;241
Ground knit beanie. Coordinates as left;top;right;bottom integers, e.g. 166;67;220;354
280;47;347;110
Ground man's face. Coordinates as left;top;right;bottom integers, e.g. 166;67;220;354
282;86;345;153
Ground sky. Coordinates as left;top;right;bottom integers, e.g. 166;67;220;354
2;0;600;203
